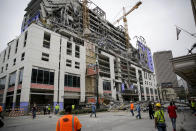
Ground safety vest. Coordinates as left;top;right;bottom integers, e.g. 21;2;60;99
55;106;59;110
130;103;134;110
0;106;2;112
56;115;82;131
72;105;75;110
155;110;165;123
191;102;195;108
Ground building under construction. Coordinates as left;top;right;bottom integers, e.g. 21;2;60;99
0;0;158;110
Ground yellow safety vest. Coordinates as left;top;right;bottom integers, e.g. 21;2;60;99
154;110;165;123
191;102;195;108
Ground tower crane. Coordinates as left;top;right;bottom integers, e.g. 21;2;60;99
113;1;142;49
82;0;91;37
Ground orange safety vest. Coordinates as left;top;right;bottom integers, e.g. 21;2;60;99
0;106;2;112
130;103;134;110
56;115;82;131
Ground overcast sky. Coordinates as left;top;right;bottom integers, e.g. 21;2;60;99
0;0;195;57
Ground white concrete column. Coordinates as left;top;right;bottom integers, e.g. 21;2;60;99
144;87;147;101
80;73;85;102
135;68;141;101
109;56;116;100
149;88;152;101
2;74;9;109
20;64;31;111
12;69;19;108
54;69;63;109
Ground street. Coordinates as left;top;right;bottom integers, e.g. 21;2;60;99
1;110;196;131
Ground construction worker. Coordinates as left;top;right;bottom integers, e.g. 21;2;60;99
90;103;96;117
55;104;60;115
72;104;75;110
130;101;134;116
154;103;166;131
0;105;4;119
32;104;37;119
191;100;196;114
135;102;141;119
48;104;51;115
0;106;4;127
148;101;154;119
56;105;82;131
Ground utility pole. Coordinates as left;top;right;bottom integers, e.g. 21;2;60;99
96;55;100;109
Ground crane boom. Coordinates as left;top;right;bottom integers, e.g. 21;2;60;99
113;1;142;25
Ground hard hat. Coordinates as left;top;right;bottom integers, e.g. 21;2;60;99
155;103;161;107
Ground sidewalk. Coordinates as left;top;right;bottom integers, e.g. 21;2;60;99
164;110;196;131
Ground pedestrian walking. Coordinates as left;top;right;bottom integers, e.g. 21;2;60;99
191;100;196;114
148;101;154;119
154;103;166;131
90;103;96;117
136;102;141;119
0;105;4;128
168;101;177;131
48;104;51;115
0;105;4;119
43;106;47;115
55;104;60;115
32;104;37;119
130;101;134;116
72;104;75;110
56;105;82;131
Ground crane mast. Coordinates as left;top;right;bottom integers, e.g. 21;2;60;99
113;1;142;49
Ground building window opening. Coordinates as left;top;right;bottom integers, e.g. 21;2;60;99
24;31;28;47
41;53;49;61
6;64;8;71
1;67;3;73
13;58;16;66
3;50;6;63
9;71;16;88
150;88;153;95
155;89;157;95
0;77;6;90
31;68;54;85
103;81;111;91
43;32;51;48
30;89;53;108
146;87;149;95
75;45;80;58
75;62;80;69
64;74;80;88
7;46;11;60
18;68;24;84
67;42;72;55
21;52;25;61
66;59;72;67
15;39;19;54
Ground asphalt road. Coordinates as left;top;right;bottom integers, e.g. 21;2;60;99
1;110;196;131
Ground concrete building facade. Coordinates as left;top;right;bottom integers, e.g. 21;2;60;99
0;24;86;110
153;51;178;101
